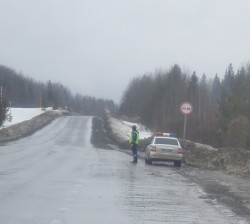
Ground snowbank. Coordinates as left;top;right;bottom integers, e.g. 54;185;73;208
3;108;45;128
108;116;152;142
0;108;69;142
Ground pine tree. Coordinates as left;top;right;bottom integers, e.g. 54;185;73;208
0;98;10;127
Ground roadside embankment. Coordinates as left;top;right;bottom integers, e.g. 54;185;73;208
104;115;250;178
182;140;250;177
105;116;152;150
0;110;69;142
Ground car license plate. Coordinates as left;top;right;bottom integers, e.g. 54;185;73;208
161;149;173;153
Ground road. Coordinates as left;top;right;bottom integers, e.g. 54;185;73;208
0;116;248;224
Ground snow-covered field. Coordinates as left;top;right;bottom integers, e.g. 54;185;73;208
3;108;45;128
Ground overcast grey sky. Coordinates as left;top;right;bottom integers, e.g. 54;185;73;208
0;0;250;103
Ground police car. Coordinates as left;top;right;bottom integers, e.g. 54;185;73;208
145;132;183;167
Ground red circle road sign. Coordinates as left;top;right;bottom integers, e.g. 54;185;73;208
180;102;193;115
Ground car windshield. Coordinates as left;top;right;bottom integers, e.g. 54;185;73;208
154;137;179;146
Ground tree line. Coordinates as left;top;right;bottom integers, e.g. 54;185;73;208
0;65;117;122
119;63;250;149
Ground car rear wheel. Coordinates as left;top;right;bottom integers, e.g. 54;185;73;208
174;161;181;167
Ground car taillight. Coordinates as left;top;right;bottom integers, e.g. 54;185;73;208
150;146;157;152
177;148;183;154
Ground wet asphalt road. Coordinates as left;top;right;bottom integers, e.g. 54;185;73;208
0;116;248;223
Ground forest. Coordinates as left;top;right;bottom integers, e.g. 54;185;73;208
119;63;250;149
0;65;117;122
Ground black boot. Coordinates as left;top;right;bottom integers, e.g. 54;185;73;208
133;155;138;163
131;155;137;163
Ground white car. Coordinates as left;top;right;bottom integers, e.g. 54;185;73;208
145;132;183;167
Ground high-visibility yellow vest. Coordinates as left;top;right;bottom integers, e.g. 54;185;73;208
129;130;139;145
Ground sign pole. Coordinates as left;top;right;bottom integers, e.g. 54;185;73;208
183;114;187;139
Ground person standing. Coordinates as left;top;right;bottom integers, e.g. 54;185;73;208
129;125;139;163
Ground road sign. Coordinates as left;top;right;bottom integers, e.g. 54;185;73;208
180;102;193;115
180;102;193;139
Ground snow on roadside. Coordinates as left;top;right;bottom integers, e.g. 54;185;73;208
2;108;45;128
108;116;152;142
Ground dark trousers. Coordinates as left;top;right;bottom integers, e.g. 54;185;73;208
131;144;138;162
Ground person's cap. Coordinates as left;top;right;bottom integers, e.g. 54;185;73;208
132;125;136;130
